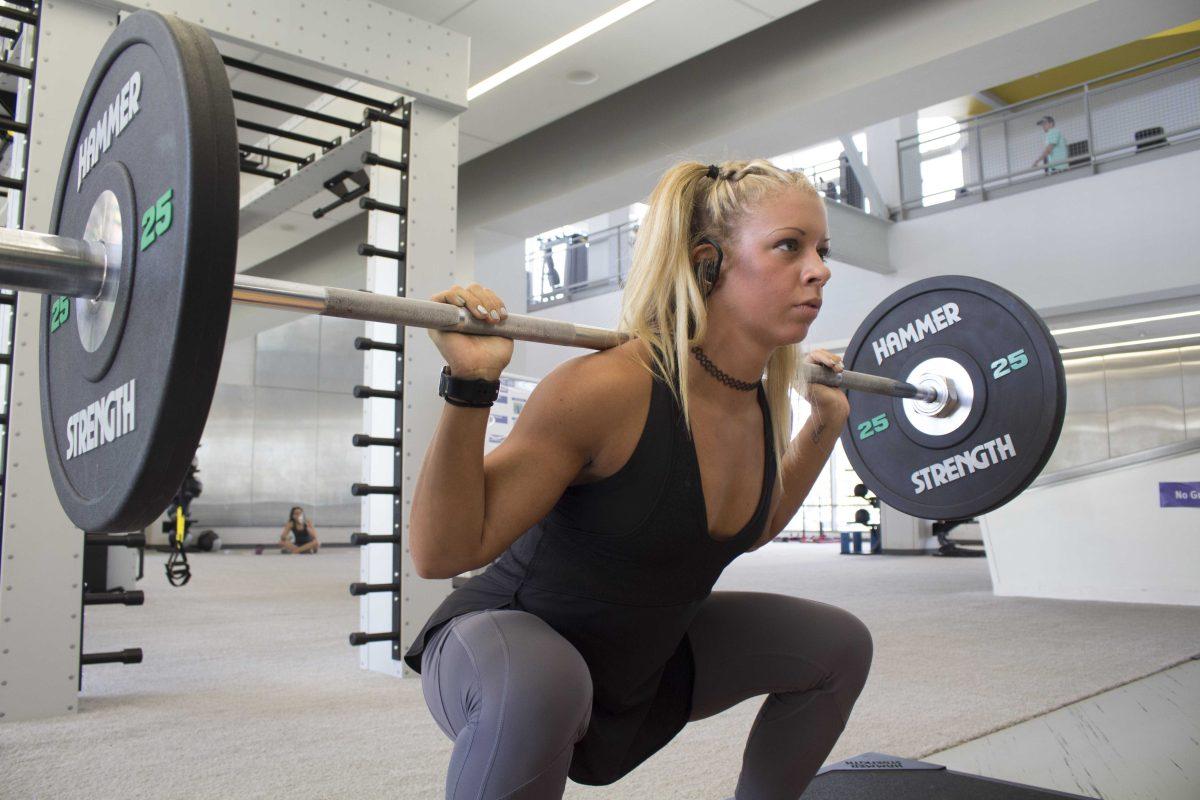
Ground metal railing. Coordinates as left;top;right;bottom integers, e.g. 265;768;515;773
527;220;639;310
898;47;1200;213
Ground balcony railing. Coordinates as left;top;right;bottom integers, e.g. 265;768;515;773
527;220;639;311
898;47;1200;213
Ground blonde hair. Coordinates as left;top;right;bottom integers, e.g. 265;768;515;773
618;159;819;465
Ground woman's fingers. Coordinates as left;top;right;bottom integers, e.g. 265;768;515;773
807;348;845;373
430;284;509;325
475;285;509;321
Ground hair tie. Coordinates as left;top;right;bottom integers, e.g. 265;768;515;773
706;164;720;180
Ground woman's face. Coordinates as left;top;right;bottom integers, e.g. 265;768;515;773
712;188;831;347
292;508;303;521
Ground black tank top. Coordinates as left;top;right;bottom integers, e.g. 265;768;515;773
290;520;311;544
404;370;776;786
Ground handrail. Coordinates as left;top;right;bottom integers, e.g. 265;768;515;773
1034;437;1200;489
902;45;1200;144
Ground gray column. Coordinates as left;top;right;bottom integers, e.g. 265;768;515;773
0;1;118;723
864;116;910;212
360;103;463;678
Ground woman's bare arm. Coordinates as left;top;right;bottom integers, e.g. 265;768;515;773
409;356;622;579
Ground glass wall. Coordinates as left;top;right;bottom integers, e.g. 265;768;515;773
192;314;365;528
1045;344;1200;474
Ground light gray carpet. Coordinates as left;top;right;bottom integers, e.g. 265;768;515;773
2;544;1198;799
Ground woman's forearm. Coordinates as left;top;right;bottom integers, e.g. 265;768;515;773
409;404;492;577
768;409;847;536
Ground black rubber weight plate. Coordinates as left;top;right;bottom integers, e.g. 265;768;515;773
839;276;1066;521
40;11;238;533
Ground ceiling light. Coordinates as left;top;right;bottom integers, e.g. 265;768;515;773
1058;331;1200;355
1051;309;1200;336
467;0;657;101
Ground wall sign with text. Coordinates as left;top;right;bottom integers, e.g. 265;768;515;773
1159;482;1200;508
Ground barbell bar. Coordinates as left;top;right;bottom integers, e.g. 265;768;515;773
0;227;940;404
24;11;1062;534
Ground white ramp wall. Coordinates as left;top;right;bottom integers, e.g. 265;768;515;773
982;448;1200;606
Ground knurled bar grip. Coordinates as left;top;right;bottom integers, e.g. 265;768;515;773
323;282;628;350
802;363;937;401
0;229;936;403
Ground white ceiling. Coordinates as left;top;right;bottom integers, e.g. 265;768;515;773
373;0;822;160
220;0;821;197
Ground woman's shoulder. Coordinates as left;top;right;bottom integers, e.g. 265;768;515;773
523;340;655;439
540;340;653;405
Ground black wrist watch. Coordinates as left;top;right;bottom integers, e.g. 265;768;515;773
439;366;500;408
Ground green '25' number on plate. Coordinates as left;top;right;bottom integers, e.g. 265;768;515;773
991;348;1029;379
139;188;174;252
856;413;889;440
49;296;70;333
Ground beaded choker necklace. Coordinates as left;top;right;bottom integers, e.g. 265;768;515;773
690;346;760;392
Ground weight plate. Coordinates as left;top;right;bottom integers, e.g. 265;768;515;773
40;11;238;533
839;276;1065;521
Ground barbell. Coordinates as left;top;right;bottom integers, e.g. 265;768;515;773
7;11;1064;533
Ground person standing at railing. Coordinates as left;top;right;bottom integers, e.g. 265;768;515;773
1033;115;1069;174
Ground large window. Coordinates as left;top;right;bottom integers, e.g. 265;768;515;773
781;390;872;539
917;115;966;207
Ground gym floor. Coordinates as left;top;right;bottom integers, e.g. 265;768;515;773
1;544;1196;799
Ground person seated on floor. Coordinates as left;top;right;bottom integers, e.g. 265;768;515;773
280;506;320;554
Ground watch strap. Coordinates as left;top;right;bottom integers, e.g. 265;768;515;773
439;366;499;408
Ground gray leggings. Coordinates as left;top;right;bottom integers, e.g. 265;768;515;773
420;591;873;800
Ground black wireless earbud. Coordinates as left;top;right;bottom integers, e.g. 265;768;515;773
695;237;724;297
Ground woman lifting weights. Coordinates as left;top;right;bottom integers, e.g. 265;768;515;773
406;159;873;799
